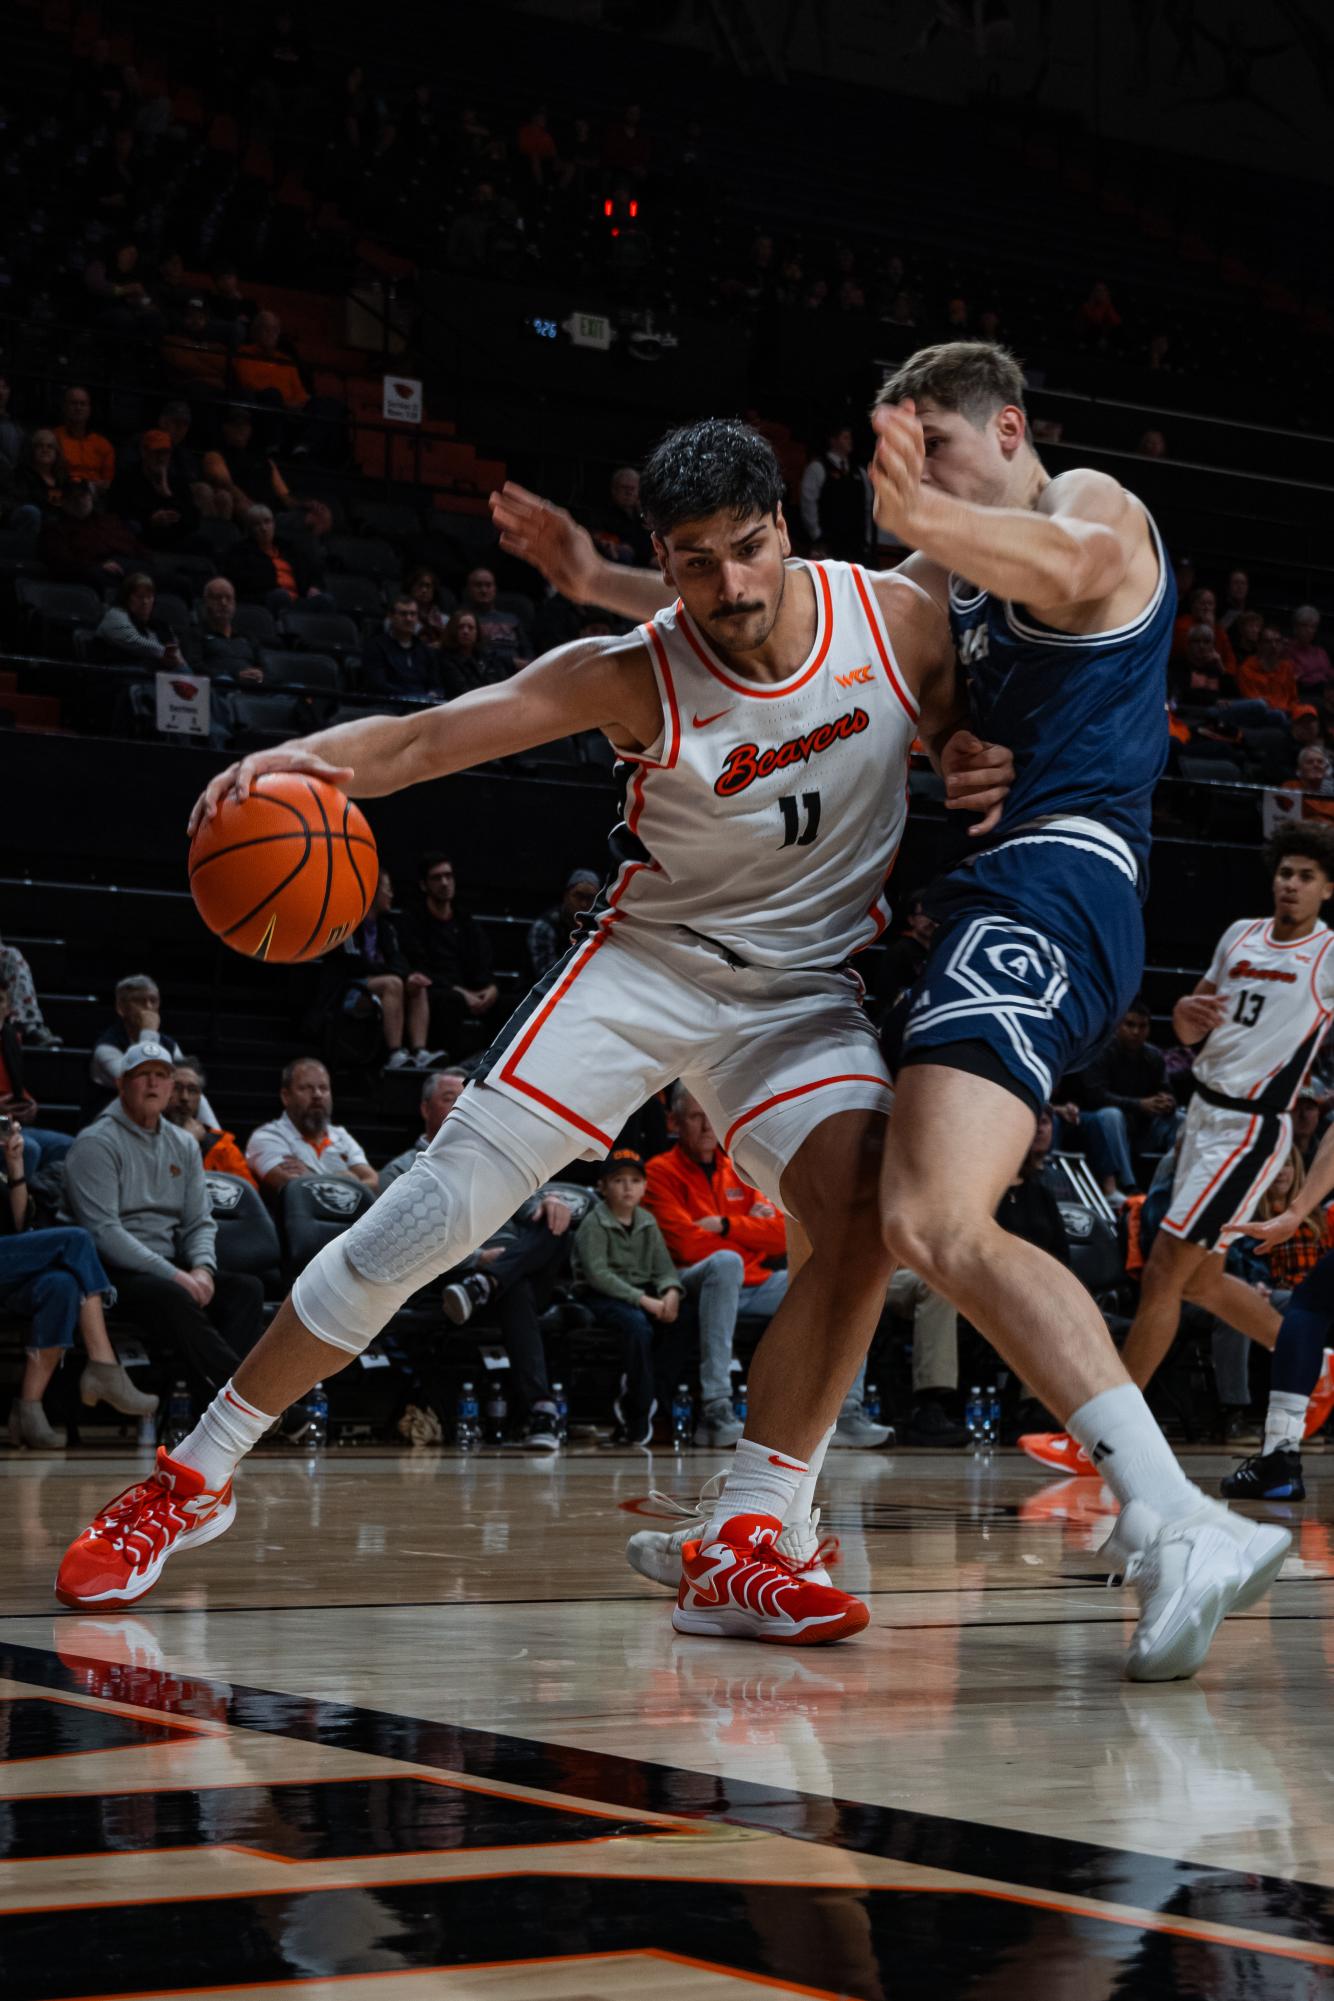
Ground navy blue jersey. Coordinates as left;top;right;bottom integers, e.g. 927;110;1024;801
947;507;1173;879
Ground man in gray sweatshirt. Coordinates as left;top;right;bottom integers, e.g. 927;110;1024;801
63;1040;266;1400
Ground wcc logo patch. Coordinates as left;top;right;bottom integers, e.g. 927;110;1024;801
714;708;869;797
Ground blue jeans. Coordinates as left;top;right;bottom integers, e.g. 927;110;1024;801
1061;1106;1178;1190
586;1296;660;1429
0;1226;112;1348
22;1127;74;1183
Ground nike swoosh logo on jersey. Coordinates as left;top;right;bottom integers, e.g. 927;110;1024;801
693;708;732;728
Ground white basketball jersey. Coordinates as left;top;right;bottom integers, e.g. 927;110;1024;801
1195;915;1334;1110
606;559;919;971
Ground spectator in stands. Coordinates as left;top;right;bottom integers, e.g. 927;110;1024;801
888;1268;968;1446
1229;607;1263;667
95;572;185;667
528;869;600;978
574;1148;681;1446
1171;587;1235;673
462;568;529;670
997;1107;1069;1262
604;102;651;178
1078;277;1122;343
63;1039;266;1402
224;505;330;611
246;1058;378;1196
201;409;292;521
209;264;258;334
2;1121;157;1448
0;974;72;1183
1170;623;1242;718
160;296;229;395
39;480;146;586
1288;605;1333;698
405;567;451;649
55;387;115;492
1237;623;1300;716
10;429;69;540
1220;568;1251;632
1136;429;1167;459
799;423;873;561
83;240;155;332
92;974;200;1108
188;577;264;683
361;595;465;703
0;939;59;1049
1291;705;1326;757
381;1068;468;1186
583;466;655;568
320;869;438;1071
1292;1085;1328;1172
153;249;191;317
517;106;559;185
1077;998;1179;1197
399;854;500;1056
165;1057;257;1187
0;374;23;470
644;1089;787;1448
1294;744;1334;800
109;430;202;553
443;608;509;689
875;895;937;1013
232;309;309;412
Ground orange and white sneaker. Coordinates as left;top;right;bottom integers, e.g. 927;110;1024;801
1019;1431;1097;1476
672;1511;869;1646
1304;1351;1334;1440
54;1448;236;1609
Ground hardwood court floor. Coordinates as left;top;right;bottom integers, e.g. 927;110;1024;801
0;1442;1331;1998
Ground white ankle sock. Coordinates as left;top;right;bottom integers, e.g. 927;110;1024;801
785;1424;834;1528
1067;1384;1201;1520
1262;1392;1307;1458
705;1436;808;1539
171;1380;274;1490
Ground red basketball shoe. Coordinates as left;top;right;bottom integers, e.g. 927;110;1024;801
1304;1351;1334;1440
55;1449;236;1609
1018;1431;1097;1476
672;1511;869;1646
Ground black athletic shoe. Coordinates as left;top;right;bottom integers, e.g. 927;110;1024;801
1220;1448;1306;1502
905;1398;970;1448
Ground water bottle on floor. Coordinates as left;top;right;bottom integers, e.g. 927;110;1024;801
164;1381;192;1452
964;1385;984;1448
485;1381;509;1445
552;1381;569;1445
455;1381;481;1452
292;1383;328;1451
733;1379;748;1427
672;1383;693;1448
865;1382;882;1424
985;1383;1002;1447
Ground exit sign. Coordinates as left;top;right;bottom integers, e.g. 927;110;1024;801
565;311;614;351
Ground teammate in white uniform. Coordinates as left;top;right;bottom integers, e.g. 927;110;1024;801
56;419;1009;1642
1024;822;1334;1474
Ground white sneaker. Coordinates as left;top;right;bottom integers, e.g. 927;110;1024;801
1099;1495;1290;1614
1121;1499;1249;1682
626;1475;837;1589
413;1047;447;1069
384;1049;414;1071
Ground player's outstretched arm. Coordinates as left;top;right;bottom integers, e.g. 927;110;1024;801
870;403;1135;615
187;638;657;832
1235;1118;1334;1250
490;482;673;623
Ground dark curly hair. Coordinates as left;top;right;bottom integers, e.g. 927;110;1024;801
639;418;784;540
1264;822;1334;881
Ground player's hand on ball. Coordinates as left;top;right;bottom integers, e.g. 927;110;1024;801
188;748;356;836
870;400;927;540
490;482;603;602
940;730;1015;836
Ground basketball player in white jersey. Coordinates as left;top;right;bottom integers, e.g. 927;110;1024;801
1024;822;1334;1474
56;418;1010;1644
59;418;1283;1678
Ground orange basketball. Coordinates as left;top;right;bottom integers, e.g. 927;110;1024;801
188;772;377;963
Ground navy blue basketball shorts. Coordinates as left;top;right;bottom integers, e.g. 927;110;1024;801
891;816;1146;1117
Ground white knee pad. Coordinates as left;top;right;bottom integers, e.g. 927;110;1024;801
291;1084;576;1356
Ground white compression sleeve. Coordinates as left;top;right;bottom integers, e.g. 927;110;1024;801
292;1086;577;1354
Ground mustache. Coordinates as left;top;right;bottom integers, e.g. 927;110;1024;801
711;602;766;622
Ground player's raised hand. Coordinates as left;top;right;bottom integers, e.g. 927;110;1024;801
490;482;603;601
187;748;355;837
940;730;1014;836
870;399;927;541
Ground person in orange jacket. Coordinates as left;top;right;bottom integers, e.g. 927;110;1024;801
165;1058;259;1190
644;1085;892;1450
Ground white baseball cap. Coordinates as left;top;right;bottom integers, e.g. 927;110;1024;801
121;1039;175;1075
